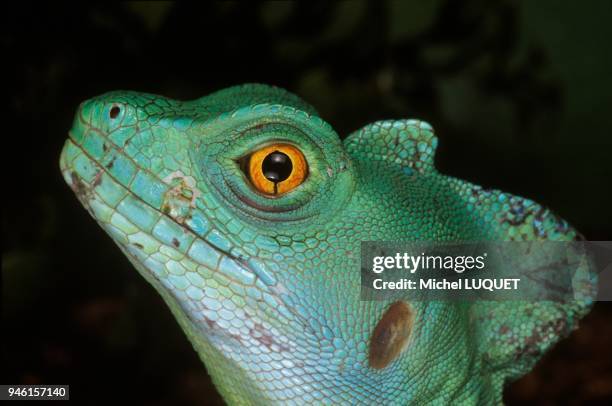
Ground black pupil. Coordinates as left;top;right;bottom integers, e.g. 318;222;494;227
262;151;292;184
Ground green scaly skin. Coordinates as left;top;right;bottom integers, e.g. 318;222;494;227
60;84;595;405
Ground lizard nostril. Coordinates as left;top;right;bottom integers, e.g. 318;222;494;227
109;106;120;119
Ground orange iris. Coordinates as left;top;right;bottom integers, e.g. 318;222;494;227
247;143;308;196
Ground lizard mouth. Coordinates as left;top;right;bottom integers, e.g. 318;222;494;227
60;135;297;351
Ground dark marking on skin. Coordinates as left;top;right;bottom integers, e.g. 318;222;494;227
249;123;268;132
70;171;94;210
102;143;108;153
249;322;290;352
369;301;415;370
133;242;144;249
204;317;216;329
105;157;116;170
92;170;103;187
229;333;244;344
172;238;180;248
514;318;569;360
500;200;533;227
413;149;422;166
471;187;481;199
70;172;87;197
255;330;274;347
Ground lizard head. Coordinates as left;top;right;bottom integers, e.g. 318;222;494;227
60;85;376;403
61;84;595;404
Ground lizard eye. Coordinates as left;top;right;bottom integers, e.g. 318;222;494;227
243;143;308;196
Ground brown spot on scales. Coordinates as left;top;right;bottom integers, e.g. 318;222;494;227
369;301;415;370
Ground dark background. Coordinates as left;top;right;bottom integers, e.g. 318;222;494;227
4;2;612;405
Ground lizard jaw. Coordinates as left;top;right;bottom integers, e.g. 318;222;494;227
60;137;301;355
